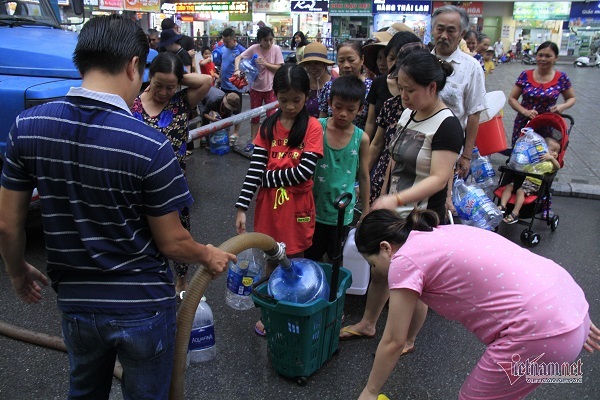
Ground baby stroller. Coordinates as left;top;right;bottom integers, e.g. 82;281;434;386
492;113;574;247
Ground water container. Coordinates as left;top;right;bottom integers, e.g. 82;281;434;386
188;296;216;364
208;128;230;155
268;258;330;304
453;178;502;230
342;228;369;295
225;248;266;310
240;54;259;90
470;147;495;189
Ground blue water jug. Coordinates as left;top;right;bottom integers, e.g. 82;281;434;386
268;258;330;304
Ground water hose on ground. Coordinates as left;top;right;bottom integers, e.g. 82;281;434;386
169;232;284;400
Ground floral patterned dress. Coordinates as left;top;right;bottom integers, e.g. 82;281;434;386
369;95;404;206
131;89;192;278
317;78;372;130
512;70;572;145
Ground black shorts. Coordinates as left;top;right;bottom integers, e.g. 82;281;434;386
304;222;350;263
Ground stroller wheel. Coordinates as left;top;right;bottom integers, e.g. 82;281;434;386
296;376;308;386
520;229;532;244
550;215;559;232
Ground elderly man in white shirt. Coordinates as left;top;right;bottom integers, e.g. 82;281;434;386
431;5;486;178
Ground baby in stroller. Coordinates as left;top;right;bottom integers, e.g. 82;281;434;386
498;136;561;224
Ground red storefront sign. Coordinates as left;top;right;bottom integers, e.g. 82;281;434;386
432;1;483;18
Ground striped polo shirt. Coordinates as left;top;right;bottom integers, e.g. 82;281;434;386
1;87;193;313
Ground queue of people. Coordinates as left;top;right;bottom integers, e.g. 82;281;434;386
0;8;592;400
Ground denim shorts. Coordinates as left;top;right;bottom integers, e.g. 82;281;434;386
61;306;176;399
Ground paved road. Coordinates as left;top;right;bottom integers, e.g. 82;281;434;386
1;148;599;400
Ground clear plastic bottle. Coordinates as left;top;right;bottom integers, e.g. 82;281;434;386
470;147;495;189
240;54;259;88
188;296;216;364
508;128;548;170
225;249;266;310
268;258;330;304
452;179;502;230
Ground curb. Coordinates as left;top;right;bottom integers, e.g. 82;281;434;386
552;182;600;200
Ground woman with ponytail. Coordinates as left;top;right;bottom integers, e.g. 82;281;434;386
341;50;463;340
357;209;599;400
234;64;324;335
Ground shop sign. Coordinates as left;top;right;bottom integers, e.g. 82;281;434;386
124;0;160;13
177;2;248;14
373;0;430;14
290;0;328;13
83;0;99;6
432;2;482;18
99;0;123;11
513;2;571;21
57;0;69;6
329;0;372;15
252;0;290;13
161;2;176;13
570;2;600;20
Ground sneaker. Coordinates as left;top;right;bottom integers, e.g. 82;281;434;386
244;143;254;153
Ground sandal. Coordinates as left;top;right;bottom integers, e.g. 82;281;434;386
498;205;507;215
503;212;519;225
244;143;254;153
254;319;266;337
229;134;238;147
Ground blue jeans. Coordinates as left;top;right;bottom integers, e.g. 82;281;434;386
61;306;176;400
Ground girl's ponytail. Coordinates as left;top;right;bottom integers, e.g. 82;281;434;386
355;208;439;255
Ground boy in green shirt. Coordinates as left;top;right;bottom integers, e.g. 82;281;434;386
305;76;371;261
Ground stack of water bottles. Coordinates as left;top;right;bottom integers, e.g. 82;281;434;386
453;178;503;230
225;248;267;310
188;295;216;364
508;128;548;171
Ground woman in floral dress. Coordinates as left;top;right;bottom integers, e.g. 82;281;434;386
131;52;212;293
508;41;576;146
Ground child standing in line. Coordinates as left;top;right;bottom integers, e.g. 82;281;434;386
234;64;324;335
500;136;561;224
305;75;371;262
199;46;218;85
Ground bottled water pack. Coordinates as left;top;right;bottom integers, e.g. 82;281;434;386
508;128;548;171
453;178;503;230
225;248;267;310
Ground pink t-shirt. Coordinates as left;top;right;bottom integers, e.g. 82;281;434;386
389;224;588;345
240;44;284;92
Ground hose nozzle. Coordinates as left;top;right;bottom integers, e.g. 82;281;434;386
264;242;292;269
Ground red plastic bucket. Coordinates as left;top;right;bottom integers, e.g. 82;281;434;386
476;115;507;156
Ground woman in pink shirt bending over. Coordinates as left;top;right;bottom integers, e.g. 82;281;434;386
356;209;600;400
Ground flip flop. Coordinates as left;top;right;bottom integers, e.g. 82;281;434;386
339;326;374;341
229;134;238;147
254;320;266;337
503;212;519;225
244;143;254;153
400;344;415;357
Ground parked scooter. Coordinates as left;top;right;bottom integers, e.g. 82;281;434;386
574;50;600;68
522;52;536;65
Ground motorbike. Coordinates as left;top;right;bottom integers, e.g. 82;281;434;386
522;52;536;65
574;50;600;68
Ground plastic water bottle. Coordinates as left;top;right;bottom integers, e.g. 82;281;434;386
188;296;216;364
470;147;495;189
453;179;502;230
208;114;230;155
240;54;259;89
225;248;266;310
268;258;330;304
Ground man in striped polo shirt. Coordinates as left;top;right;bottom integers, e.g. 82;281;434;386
0;15;235;399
